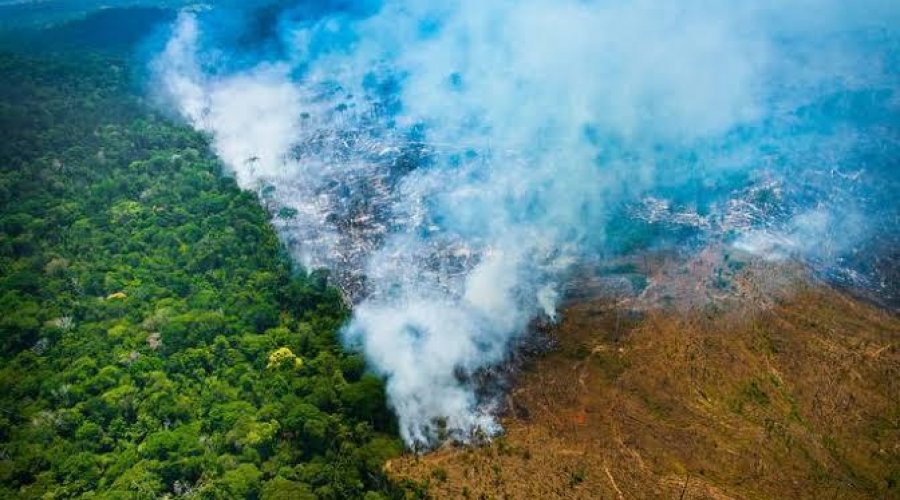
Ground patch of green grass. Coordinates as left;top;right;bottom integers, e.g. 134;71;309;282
568;464;587;488
730;379;771;414
430;467;448;482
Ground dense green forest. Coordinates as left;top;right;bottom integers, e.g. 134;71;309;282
0;50;410;498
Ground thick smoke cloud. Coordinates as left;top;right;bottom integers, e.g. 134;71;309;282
152;1;899;446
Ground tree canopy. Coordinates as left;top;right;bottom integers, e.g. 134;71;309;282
0;50;410;498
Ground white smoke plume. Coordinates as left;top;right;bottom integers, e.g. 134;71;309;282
152;1;900;446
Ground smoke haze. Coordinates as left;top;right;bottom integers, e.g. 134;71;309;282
152;0;900;446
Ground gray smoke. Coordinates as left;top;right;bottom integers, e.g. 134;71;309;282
152;0;900;446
